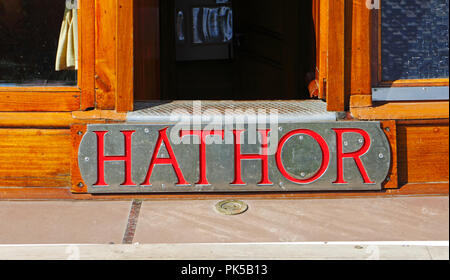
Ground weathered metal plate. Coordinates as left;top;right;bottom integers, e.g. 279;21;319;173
78;122;391;194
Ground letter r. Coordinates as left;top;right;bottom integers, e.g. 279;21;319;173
333;128;375;184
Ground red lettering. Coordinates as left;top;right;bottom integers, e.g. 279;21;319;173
93;130;136;186
276;129;330;184
142;128;188;186
180;130;225;185
231;129;273;186
333;128;374;184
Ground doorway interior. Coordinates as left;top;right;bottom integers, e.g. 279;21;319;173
134;0;316;102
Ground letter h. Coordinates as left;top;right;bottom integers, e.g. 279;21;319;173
93;131;136;186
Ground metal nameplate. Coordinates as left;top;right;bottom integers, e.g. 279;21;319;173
78;122;391;194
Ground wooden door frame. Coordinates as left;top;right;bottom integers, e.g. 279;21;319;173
324;0;450;119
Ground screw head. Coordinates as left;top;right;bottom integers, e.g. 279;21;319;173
378;153;384;159
77;131;83;135
385;127;391;132
77;182;84;188
84;157;90;162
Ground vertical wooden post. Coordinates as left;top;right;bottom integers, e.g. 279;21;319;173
95;0;117;110
327;0;346;111
116;0;134;112
79;0;96;110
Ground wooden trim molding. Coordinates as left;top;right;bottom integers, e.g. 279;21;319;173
79;0;96;110
351;101;450;120
326;0;346;111
0;110;126;128
350;95;372;108
0;91;81;112
116;0;134;112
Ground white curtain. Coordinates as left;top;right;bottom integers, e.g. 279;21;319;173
55;7;78;71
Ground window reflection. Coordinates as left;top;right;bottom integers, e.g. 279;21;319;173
0;0;77;86
192;6;233;44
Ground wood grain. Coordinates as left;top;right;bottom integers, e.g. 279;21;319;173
0;91;80;112
79;0;96;110
327;0;346;111
95;0;117;110
379;79;449;88
116;0;134;112
398;123;449;184
312;0;328;100
351;101;449;120
350;95;372;108
350;0;372;96
0;111;126;128
0;112;74;128
0;129;71;187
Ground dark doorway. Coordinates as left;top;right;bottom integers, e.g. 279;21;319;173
135;0;316;101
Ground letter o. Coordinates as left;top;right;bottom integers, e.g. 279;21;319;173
276;129;330;184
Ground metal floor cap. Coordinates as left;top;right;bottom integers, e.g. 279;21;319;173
127;100;337;124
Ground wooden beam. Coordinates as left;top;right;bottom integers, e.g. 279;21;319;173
79;0;96;110
327;0;346;111
351;101;450;120
95;0;117;110
116;0;134;112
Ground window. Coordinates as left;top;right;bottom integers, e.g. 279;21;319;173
372;0;449;101
135;0;316;101
0;0;77;86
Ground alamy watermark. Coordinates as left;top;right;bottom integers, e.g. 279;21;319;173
168;101;281;155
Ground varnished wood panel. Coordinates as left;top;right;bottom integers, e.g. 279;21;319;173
350;0;372;96
351;101;449;120
0;129;71;187
0;91;80;112
310;0;328;99
79;0;96;110
116;0;134;112
95;0;117;110
350;95;372;108
0;112;74;128
327;0;346;111
0;111;126;128
398;124;449;184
